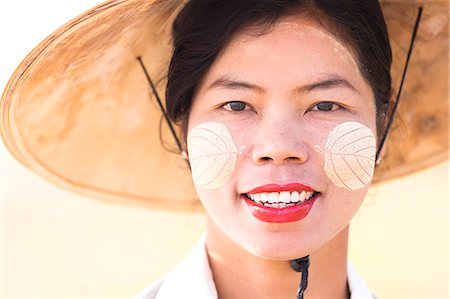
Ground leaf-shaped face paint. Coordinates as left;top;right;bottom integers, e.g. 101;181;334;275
322;121;376;191
187;122;240;189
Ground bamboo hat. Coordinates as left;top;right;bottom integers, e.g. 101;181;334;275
1;0;448;209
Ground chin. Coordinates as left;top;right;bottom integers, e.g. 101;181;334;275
238;230;323;261
236;217;351;261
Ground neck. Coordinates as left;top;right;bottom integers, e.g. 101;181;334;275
205;218;349;299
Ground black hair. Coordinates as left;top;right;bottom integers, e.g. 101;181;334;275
165;0;392;144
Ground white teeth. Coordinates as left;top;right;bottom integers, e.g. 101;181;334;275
247;190;317;207
279;191;291;203
253;193;261;202
260;193;269;203
299;191;306;202
249;193;261;202
291;191;300;203
268;192;279;203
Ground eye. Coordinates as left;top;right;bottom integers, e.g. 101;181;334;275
310;101;342;112
222;101;251;112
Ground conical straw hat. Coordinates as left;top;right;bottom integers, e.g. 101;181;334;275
1;0;448;209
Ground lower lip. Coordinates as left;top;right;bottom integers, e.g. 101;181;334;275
242;195;318;223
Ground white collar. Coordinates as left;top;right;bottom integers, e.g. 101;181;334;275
155;234;217;299
141;235;374;299
347;263;374;299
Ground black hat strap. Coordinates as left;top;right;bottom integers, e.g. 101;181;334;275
136;56;188;162
375;6;423;163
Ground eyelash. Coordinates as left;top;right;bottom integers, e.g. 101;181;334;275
220;100;344;113
221;101;254;112
309;101;344;112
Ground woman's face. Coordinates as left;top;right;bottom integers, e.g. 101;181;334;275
187;16;377;260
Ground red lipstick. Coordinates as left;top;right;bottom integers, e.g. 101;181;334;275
243;183;318;223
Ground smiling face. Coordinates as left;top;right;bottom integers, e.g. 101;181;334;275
187;15;377;260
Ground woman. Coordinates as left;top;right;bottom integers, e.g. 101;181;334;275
139;1;390;298
1;0;447;298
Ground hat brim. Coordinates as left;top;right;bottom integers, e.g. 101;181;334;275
1;0;448;209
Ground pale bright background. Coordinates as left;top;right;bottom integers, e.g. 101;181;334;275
0;1;448;298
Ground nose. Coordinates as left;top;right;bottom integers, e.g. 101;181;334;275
251;118;310;165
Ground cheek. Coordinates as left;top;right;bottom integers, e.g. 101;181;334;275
187;122;243;189
317;121;376;191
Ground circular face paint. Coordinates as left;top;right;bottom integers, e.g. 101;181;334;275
321;121;376;190
187;122;239;189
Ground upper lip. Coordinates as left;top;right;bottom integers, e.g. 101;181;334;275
245;183;318;194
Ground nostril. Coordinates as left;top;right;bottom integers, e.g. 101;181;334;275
258;156;301;163
260;157;273;161
287;157;300;161
253;143;309;165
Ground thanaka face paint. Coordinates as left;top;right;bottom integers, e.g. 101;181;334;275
316;121;376;191
187;122;245;189
229;20;363;81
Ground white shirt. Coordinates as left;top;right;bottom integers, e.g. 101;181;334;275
135;236;375;299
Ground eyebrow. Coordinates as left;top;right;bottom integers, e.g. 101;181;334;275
206;74;359;94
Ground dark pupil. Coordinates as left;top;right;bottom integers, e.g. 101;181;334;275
230;101;246;111
317;102;333;111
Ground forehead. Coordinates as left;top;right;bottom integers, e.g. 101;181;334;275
197;16;367;95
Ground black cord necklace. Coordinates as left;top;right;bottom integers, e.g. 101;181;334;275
290;256;310;299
